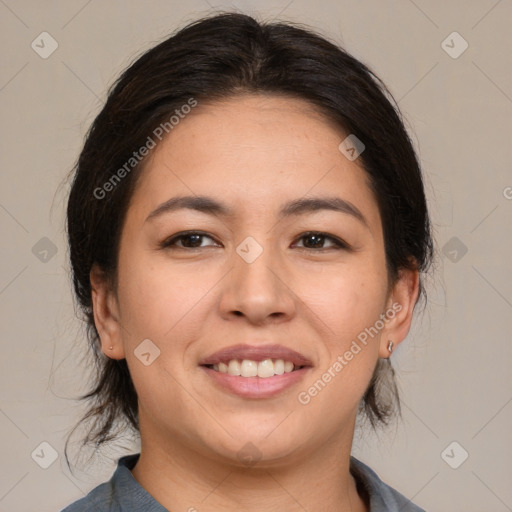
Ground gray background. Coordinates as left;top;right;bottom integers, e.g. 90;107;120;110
1;1;511;511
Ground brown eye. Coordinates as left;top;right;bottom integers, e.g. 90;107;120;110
161;231;219;249
294;232;349;250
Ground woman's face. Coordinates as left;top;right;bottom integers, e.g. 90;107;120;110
92;94;418;466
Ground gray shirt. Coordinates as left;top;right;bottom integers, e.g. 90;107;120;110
61;453;426;511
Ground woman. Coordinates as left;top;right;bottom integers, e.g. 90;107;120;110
62;11;433;512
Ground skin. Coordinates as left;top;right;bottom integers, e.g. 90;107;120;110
90;94;419;512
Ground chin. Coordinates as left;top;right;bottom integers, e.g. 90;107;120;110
201;427;309;469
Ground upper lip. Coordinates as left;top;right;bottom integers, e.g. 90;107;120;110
200;344;313;367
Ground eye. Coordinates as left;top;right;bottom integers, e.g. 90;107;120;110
293;231;349;251
160;231;219;249
160;230;350;251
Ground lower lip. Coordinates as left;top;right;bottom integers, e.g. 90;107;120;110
200;366;311;399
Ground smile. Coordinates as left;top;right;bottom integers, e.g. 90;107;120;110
204;358;304;378
200;362;311;399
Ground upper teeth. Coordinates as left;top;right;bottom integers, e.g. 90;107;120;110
212;359;296;378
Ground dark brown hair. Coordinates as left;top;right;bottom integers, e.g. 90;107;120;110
65;11;434;466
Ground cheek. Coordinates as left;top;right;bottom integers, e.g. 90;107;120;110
294;269;384;427
299;260;388;339
117;247;201;334
116;254;214;418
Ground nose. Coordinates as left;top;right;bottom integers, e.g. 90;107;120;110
218;240;296;325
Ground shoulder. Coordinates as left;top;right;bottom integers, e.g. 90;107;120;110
60;476;119;512
350;456;426;512
60;454;142;512
60;480;116;512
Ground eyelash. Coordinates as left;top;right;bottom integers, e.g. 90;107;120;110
160;230;350;251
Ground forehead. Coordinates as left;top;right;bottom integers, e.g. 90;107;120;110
168;93;346;158
128;94;379;226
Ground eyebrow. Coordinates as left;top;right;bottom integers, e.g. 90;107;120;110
145;195;368;227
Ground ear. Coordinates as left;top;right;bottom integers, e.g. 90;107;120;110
378;266;420;358
90;264;126;360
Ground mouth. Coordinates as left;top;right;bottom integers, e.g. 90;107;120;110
201;358;307;378
198;344;313;399
200;363;311;399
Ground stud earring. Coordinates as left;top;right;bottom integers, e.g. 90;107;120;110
387;340;394;354
109;345;113;350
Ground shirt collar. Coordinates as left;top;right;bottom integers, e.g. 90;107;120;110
110;452;404;511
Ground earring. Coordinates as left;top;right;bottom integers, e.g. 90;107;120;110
387;340;394;354
109;345;113;350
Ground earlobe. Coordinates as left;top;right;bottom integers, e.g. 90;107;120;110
90;264;125;359
379;267;420;358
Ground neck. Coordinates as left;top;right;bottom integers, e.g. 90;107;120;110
130;418;368;512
